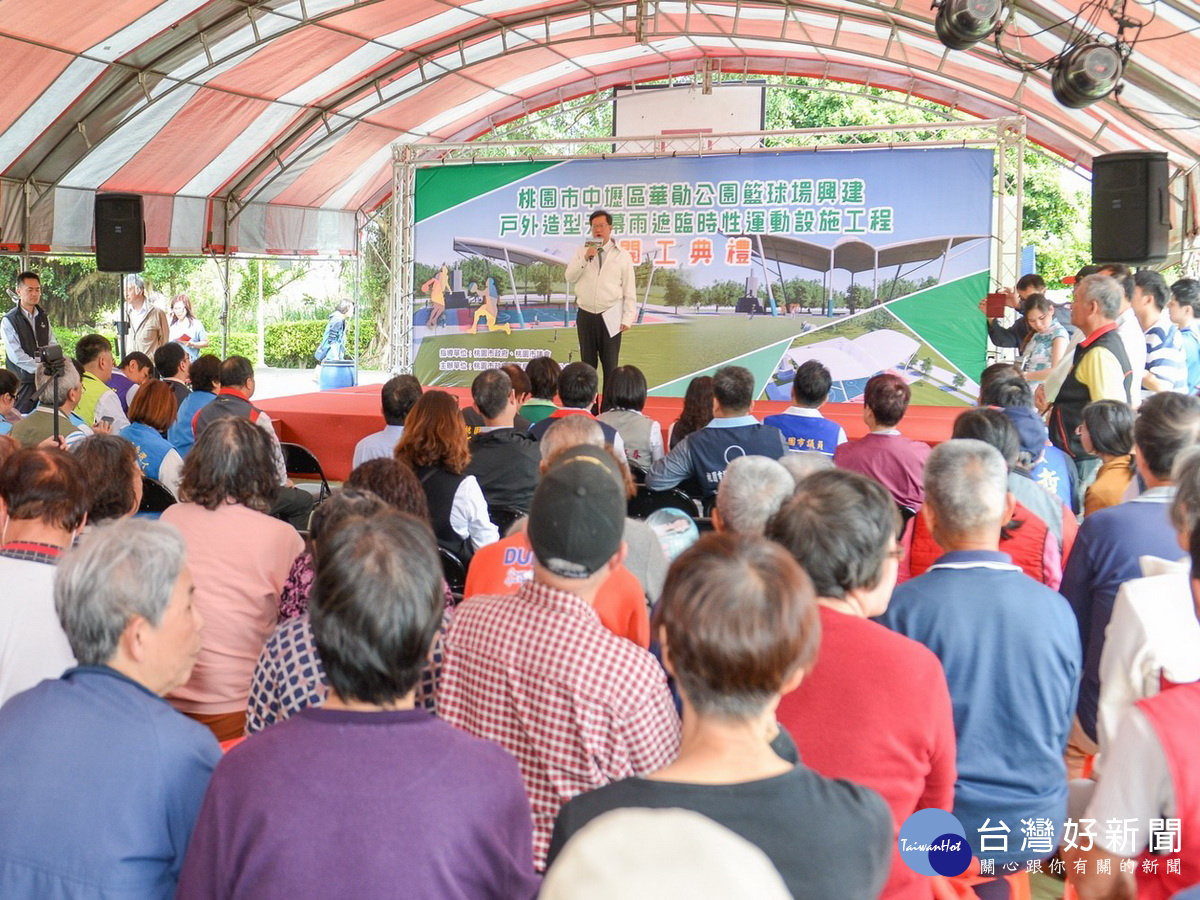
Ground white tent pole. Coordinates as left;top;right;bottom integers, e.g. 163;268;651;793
389;143;416;374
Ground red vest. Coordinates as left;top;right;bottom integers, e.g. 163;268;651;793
902;501;1051;586
1135;682;1200;899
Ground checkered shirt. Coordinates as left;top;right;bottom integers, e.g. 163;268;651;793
0;541;62;565
438;580;681;869
245;604;451;735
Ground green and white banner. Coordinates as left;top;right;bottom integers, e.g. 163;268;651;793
412;147;993;404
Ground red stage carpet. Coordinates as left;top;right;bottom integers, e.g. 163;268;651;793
258;385;963;482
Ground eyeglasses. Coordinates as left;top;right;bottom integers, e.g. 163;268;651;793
885;545;905;561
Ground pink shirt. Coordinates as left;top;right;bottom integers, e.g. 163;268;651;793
162;502;302;715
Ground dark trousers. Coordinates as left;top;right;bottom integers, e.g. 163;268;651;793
270;485;316;531
14;377;38;415
576;308;622;386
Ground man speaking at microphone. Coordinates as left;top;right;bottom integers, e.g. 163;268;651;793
565;209;637;387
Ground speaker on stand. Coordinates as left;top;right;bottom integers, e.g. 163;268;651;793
94;192;145;360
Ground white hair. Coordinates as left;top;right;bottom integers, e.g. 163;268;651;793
924;439;1008;535
716;456;795;535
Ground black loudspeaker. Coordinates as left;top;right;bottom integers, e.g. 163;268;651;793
1091;151;1169;265
94;192;145;272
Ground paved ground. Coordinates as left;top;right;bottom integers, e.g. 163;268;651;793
251;365;390;401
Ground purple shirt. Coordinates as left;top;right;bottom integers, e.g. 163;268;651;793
833;431;932;510
178;707;539;899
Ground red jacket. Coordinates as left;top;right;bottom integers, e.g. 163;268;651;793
901;500;1061;589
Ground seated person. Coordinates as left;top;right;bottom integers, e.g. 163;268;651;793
1066;523;1200;899
162;417;304;741
351;374;421;469
465;417;650;648
462;363;532;437
153;342;191;408
597;365;664;472
179;513;540;898
0;447;84;706
767;470;957;900
73;434;143;527
9;358;93;449
646;365;785;501
951;406;1076;560
0;520;220;896
465;368;541;513
193;355;313;531
762;359;847;457
712;455;794;536
667;375;713;450
1095;448;1200;765
120;379;184;497
246;482;451;734
1062;392;1200;772
542;808;790;900
0;371;22;435
547;532;893;899
980;366;1076;512
833;371;930;510
528;362;624;455
519;355;561;425
74;333;129;431
1079;398;1135;516
167;353;219;457
277;457;431;620
395;389;499;561
439;445;680;869
110;351;154;412
879;440;1080;873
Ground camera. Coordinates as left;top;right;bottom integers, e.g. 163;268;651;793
39;344;65;376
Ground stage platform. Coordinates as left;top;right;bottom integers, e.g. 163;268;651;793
257;385;962;482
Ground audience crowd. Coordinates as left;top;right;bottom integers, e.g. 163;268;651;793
3;268;1200;899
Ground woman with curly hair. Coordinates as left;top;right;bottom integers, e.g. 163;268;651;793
395;390;498;560
161;416;303;741
668;375;714;450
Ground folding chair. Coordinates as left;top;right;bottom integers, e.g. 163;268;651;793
488;506;527;537
280;442;332;504
439;547;468;595
627;485;701;519
138;477;177;516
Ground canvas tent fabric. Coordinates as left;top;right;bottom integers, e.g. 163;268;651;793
0;0;1198;257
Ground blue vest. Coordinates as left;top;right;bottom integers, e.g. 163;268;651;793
168;390;216;457
762;411;842;457
686;423;785;497
120;421;174;482
1031;445;1077;513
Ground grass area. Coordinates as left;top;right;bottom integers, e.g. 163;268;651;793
412;300;974;407
413;312;826;390
908;380;961;406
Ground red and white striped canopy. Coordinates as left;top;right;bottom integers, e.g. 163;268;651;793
1;0;1196;256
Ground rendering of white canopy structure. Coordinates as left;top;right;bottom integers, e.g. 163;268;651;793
738;233;991;315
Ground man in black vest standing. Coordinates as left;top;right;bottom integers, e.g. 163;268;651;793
1047;274;1132;502
2;272;53;414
